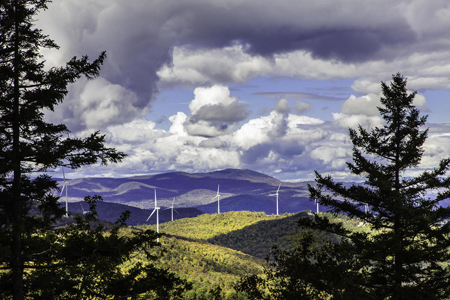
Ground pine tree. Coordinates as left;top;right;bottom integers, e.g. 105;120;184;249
304;73;450;299
0;1;189;299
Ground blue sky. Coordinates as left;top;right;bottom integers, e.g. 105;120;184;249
38;0;450;181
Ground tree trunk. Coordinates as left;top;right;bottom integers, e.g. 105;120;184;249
12;1;24;298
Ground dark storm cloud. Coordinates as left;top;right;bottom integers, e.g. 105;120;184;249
40;0;418;126
165;1;416;62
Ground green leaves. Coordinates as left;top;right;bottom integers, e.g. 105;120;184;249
304;73;450;299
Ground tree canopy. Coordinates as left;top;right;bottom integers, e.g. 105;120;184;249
237;73;450;300
303;73;450;299
0;1;188;299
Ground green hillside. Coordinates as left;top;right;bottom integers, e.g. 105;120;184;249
134;211;368;299
157;211;286;240
134;211;305;298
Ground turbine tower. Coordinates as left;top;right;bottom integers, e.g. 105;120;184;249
211;185;220;214
315;199;319;214
275;183;281;215
166;198;179;221
146;189;161;242
59;168;69;217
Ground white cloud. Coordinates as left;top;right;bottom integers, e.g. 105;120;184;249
169;112;188;136
184;85;248;137
157;45;273;87
32;0;450;182
294;101;313;113
78;78;140;129
340;94;381;116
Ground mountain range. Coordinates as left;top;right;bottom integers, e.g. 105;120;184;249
58;168;319;226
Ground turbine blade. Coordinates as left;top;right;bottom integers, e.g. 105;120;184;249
174;208;180;215
172;197;175;206
147;209;156;222
59;185;65;196
217;184;220;194
154;189;157;206
277;183;281;193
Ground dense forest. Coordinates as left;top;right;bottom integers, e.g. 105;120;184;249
133;211;367;299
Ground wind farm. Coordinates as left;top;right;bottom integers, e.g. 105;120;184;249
55;168;390;226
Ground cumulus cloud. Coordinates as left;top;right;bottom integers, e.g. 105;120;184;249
341;94;381;116
72;89;352;181
294;101;313;113
37;0;450;134
184;85;248;137
33;0;450;181
44;78;142;132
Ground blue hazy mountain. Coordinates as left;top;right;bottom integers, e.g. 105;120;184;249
58;169;319;222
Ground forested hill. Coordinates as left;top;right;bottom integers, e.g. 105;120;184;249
160;211;312;259
134;211;366;298
136;211;308;298
154;210;357;259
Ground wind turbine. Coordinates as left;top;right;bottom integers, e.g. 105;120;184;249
80;202;91;214
59;168;69;217
365;203;369;214
165;198;179;221
211;185;220;214
146;189;160;242
275;183;281;215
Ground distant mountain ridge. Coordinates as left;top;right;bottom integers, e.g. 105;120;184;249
58;169;319;223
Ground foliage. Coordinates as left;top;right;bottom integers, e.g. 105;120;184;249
207;211;334;259
154;211;282;241
20;197;189;299
235;232;371;300
0;0;188;298
137;211;273;299
299;73;450;299
134;211;365;299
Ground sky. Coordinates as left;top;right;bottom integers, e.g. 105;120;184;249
37;0;450;182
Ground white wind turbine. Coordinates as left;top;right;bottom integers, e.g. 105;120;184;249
275;183;281;215
79;202;91;214
211;185;220;214
165;198;179;221
59;168;69;217
146;189;161;242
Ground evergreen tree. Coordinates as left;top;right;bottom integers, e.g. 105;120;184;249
0;1;189;299
235;231;370;300
303;73;450;299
